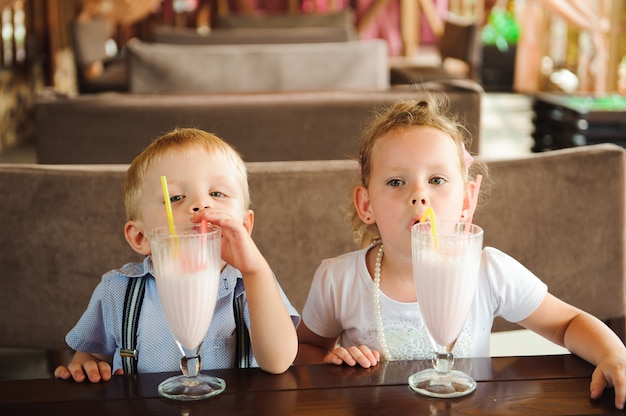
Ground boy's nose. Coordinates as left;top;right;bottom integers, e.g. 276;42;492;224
411;198;427;205
191;199;212;212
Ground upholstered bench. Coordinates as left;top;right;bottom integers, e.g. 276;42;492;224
1;145;624;379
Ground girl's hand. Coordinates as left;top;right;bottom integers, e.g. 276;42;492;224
324;345;380;368
589;352;626;409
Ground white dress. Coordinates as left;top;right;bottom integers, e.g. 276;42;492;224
302;246;547;359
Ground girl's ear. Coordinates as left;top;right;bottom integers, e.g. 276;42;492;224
461;181;476;221
124;221;151;255
354;185;376;224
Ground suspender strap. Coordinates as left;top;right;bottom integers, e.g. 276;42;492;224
121;277;147;374
121;275;250;371
234;292;251;368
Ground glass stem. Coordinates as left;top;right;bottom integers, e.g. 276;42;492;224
432;352;454;374
180;354;201;377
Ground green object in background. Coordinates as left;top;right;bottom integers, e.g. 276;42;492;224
564;95;626;112
481;8;520;52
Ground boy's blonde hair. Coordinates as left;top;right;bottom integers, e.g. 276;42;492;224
123;128;250;221
350;94;488;248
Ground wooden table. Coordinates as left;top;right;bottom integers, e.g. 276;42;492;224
0;355;622;415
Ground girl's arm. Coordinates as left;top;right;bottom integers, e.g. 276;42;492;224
520;293;626;409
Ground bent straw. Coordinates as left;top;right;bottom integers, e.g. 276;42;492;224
160;175;176;236
466;174;483;230
418;206;438;249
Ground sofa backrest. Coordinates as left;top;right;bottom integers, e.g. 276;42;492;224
152;26;358;45
1;144;624;352
214;10;355;29
126;38;388;94
34;81;483;164
474;144;626;335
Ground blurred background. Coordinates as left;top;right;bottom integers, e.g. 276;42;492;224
0;0;624;156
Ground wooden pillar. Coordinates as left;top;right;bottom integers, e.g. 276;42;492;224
400;0;418;56
607;0;624;92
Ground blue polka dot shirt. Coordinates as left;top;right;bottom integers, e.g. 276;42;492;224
66;256;300;373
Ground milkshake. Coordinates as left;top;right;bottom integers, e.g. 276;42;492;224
150;223;225;401
413;246;480;348
409;220;483;398
155;267;219;351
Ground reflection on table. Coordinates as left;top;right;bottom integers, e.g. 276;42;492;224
0;355;621;415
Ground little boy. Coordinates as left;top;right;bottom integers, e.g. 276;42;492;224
55;128;299;382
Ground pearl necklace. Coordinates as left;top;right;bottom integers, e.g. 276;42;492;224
372;244;391;360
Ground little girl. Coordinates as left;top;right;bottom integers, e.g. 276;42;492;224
295;95;626;409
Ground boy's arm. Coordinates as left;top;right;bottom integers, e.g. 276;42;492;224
54;351;119;383
192;211;298;374
240;256;299;374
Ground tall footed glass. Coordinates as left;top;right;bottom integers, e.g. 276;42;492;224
150;223;225;401
409;220;483;398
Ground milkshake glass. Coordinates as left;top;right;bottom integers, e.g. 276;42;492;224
151;223;224;401
409;220;483;398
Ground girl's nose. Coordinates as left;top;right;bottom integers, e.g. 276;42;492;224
411;196;427;206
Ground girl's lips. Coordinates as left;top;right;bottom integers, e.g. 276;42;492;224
408;215;425;231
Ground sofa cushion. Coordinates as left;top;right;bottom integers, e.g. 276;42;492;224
126;38;389;93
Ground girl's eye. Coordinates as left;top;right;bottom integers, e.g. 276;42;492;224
387;179;404;187
429;177;445;185
169;195;184;203
210;191;224;198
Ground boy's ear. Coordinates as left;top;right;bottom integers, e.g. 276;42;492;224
242;209;254;235
354;185;375;224
124;220;151;255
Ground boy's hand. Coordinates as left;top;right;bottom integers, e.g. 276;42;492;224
191;210;264;275
54;352;122;383
324;345;380;368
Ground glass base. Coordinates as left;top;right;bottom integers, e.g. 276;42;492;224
408;369;476;398
158;374;226;401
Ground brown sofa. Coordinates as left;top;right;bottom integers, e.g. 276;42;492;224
34;80;483;164
1;144;625;379
125;38;389;94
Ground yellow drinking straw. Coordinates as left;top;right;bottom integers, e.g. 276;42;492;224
418;206;437;234
160;175;176;236
418;206;438;249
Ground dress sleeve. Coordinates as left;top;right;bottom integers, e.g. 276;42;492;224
301;259;344;339
482;247;548;323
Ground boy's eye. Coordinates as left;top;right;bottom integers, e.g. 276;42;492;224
169;195;184;203
429;177;445;185
210;191;224;198
387;179;404;187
